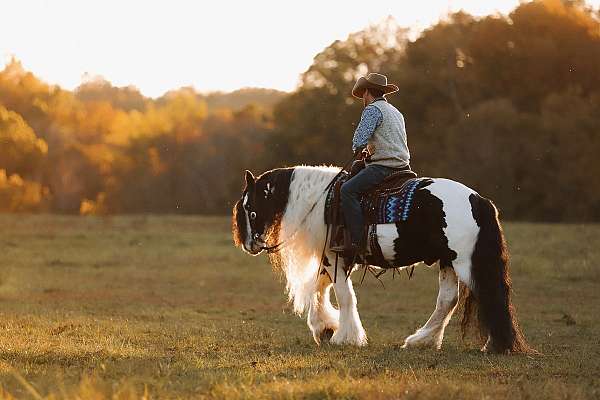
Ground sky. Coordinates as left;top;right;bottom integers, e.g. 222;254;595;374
1;0;599;97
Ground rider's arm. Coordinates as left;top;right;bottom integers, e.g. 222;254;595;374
352;105;383;153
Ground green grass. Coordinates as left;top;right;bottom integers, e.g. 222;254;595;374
0;215;598;399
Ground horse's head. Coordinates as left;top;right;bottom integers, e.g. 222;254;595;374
232;168;293;255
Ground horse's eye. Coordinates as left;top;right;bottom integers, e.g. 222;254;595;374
250;211;257;220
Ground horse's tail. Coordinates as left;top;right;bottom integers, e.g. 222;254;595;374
461;194;533;354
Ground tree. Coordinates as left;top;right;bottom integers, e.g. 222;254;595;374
0;105;48;178
75;76;148;112
270;19;408;166
267;1;600;221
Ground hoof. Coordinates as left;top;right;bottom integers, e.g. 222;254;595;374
319;328;335;344
330;330;368;346
401;340;421;349
401;333;437;349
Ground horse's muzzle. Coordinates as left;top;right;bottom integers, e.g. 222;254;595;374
243;234;266;255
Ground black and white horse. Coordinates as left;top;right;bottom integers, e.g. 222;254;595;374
232;165;531;353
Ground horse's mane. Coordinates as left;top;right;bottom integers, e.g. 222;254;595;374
270;165;340;314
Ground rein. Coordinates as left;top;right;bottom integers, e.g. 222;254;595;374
259;157;355;254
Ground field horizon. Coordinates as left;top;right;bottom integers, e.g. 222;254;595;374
0;215;598;399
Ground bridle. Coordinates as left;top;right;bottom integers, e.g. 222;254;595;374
243;197;266;249
242;189;279;252
246;157;355;254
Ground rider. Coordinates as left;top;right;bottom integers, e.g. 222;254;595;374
340;72;411;263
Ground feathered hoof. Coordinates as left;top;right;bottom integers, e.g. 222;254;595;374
330;329;368;347
401;339;431;349
401;331;441;350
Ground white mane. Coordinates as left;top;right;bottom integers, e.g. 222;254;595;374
275;165;340;314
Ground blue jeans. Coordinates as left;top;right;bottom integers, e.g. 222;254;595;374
340;164;396;245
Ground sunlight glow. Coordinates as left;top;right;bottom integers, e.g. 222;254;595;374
2;0;599;97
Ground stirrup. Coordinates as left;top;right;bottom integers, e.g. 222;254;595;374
329;226;352;254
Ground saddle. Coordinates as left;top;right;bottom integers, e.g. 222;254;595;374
324;164;420;263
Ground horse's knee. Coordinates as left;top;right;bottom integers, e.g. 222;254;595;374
435;288;458;318
438;267;459;308
450;294;458;307
443;292;459;308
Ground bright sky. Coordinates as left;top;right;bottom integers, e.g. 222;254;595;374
2;0;599;97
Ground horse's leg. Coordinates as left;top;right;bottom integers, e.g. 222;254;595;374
307;269;340;345
325;259;368;346
402;263;459;349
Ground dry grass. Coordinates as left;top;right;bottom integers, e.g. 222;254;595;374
0;215;598;399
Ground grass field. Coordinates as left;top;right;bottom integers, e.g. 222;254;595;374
0;215;598;399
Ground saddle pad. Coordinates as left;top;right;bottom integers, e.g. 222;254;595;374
324;173;428;225
373;178;424;223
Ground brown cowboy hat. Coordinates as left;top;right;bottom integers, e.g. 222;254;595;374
352;72;399;98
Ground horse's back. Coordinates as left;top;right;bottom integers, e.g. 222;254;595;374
425;178;480;232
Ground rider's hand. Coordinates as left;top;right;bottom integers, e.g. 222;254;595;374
350;160;366;176
353;146;366;158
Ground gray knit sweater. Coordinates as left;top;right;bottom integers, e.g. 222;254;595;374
366;100;410;168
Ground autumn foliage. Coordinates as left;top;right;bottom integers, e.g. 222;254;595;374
0;0;598;220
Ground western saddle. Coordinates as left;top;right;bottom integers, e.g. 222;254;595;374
326;161;417;255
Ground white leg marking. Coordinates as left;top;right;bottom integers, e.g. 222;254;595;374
307;271;339;345
325;261;368;346
403;265;459;349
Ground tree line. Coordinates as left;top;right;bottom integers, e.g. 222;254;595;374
1;0;599;221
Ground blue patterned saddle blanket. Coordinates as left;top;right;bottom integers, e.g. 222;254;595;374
325;173;428;225
371;178;425;223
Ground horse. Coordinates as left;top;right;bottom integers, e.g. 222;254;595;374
232;165;531;354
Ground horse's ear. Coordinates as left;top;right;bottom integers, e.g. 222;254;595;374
245;170;255;188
